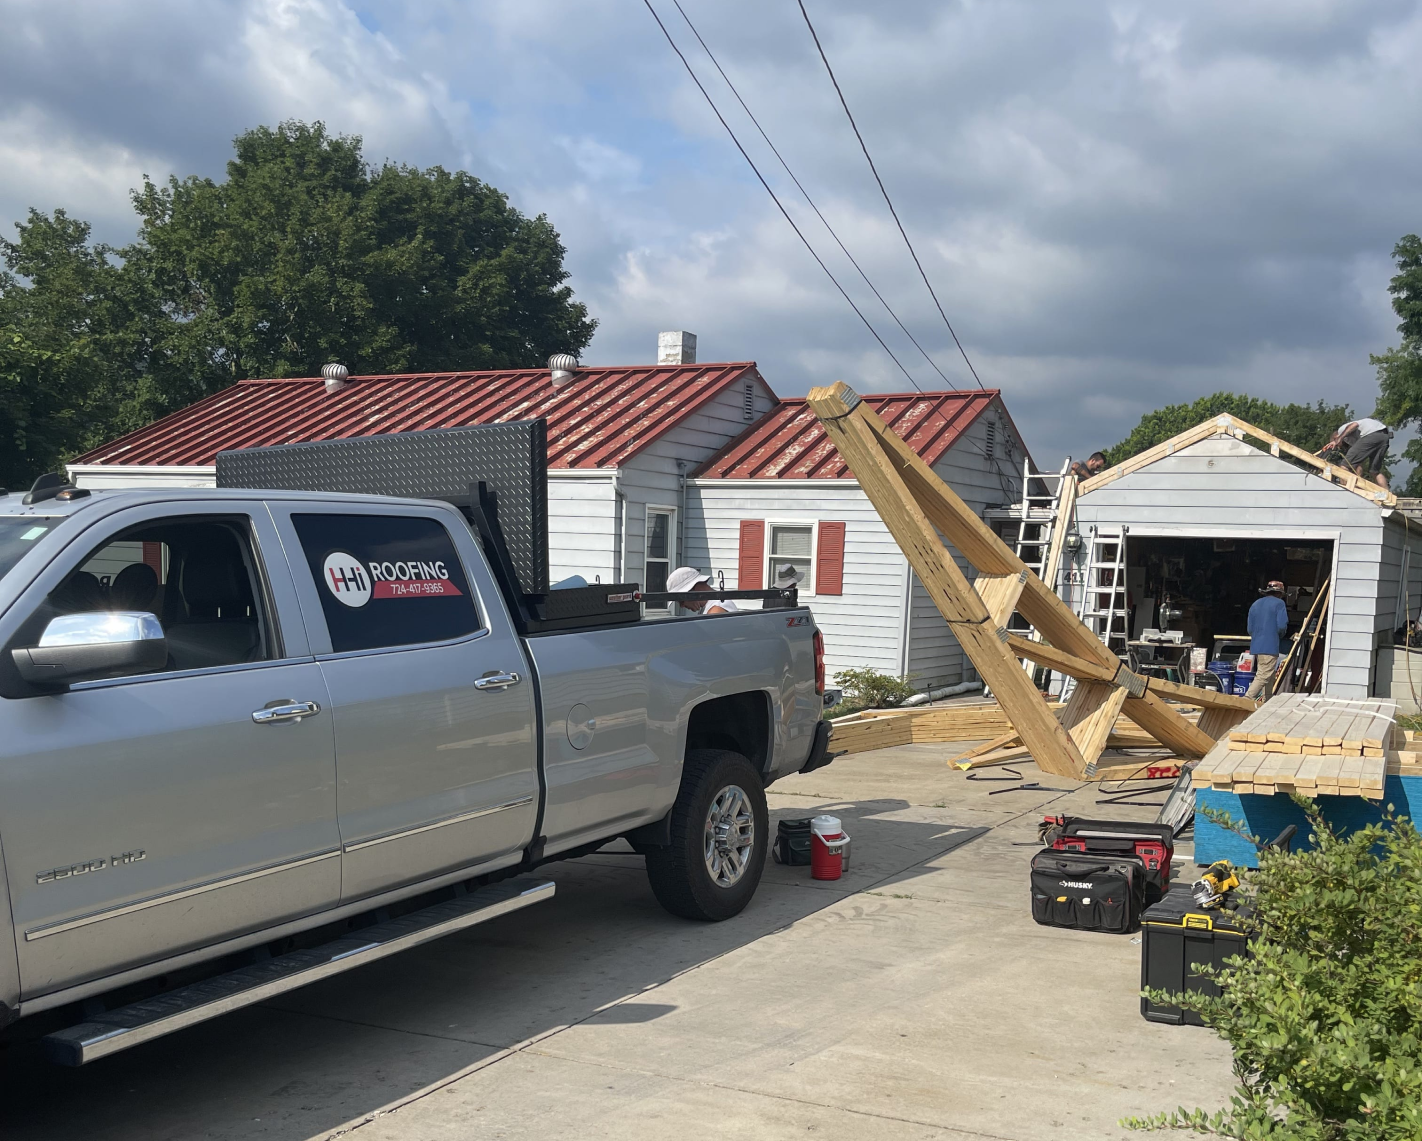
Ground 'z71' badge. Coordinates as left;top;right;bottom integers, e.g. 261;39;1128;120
36;849;145;884
784;615;811;627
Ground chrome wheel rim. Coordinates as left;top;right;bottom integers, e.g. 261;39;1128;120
703;784;755;888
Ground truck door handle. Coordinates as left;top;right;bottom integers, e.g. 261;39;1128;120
474;672;521;691
252;700;322;724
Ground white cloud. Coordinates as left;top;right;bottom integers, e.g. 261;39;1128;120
0;0;1417;467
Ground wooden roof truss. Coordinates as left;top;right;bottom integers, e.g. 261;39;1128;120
1079;413;1396;508
806;383;1255;779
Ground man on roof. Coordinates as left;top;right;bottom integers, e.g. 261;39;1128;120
1070;452;1107;481
1318;417;1392;490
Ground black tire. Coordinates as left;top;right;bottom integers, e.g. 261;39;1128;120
645;749;769;922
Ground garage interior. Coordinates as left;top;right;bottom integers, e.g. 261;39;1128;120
1124;535;1333;669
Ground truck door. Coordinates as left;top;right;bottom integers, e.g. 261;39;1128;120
271;505;539;901
0;503;339;998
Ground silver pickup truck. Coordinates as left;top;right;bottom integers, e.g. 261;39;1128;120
0;475;831;1064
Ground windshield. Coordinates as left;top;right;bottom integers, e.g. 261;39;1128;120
0;518;57;582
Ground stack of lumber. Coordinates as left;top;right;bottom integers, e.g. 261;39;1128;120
829;700;1062;756
1191;694;1398;800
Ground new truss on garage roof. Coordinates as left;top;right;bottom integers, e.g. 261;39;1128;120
1079;413;1397;508
806;383;1255;780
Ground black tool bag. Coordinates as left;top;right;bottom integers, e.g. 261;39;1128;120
773;818;813;866
1039;815;1175;902
1030;849;1144;934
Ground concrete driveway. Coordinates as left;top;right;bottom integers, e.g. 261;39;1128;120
0;743;1232;1139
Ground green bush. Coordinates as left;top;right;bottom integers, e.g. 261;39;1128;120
1126;800;1422;1139
824;666;918;719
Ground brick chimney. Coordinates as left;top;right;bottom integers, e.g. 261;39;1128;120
657;330;697;365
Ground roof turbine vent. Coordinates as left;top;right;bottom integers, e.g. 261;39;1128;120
548;353;579;386
321;362;349;395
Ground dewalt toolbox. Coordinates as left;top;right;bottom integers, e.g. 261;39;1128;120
1140;884;1250;1025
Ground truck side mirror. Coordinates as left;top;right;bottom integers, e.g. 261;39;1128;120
12;611;168;688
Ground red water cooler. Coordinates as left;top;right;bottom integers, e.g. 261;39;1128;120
810;814;851;880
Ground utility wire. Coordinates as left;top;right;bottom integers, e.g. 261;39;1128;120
670;0;956;390
797;0;986;391
640;0;921;390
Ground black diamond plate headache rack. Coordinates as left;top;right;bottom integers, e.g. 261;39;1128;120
216;421;803;633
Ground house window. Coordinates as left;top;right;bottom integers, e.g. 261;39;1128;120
645;506;676;598
767;524;813;591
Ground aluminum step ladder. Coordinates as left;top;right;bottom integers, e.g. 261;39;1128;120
1078;524;1129;657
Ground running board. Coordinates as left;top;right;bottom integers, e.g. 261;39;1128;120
42;875;555;1066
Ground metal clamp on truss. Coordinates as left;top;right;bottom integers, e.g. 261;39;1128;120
1113;663;1148;698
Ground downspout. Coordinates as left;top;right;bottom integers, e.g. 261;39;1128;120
898;559;914;678
612;469;627;584
677;460;690;569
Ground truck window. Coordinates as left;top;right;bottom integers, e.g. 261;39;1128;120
291;514;481;654
14;517;274;677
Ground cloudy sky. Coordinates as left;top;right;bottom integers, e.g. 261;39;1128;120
2;0;1418;465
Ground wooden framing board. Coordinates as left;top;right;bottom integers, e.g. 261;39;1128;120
1079;413;1397;507
807;382;1225;778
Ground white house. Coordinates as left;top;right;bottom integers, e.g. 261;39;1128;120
66;338;1032;684
68;338;776;609
685;390;1030;691
1067;416;1420;699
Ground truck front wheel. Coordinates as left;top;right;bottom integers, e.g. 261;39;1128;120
645;749;768;921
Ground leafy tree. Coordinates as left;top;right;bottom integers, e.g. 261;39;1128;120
0;120;597;488
1373;235;1422;495
128;121;596;389
0;210;165;488
1127;802;1422;1138
1103;394;1353;468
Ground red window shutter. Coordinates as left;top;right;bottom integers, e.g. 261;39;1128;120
816;522;846;595
738;520;765;589
142;541;163;576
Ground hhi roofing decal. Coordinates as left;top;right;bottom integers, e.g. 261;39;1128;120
323;552;462;607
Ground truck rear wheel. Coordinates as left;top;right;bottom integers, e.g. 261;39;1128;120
645;749;768;921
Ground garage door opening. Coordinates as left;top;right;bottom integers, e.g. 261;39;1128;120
1124;535;1333;686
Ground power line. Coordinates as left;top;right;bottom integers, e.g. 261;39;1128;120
639;0;922;390
670;0;957;389
797;0;986;392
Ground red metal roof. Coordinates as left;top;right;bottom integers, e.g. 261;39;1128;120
75;363;770;470
695;390;1000;479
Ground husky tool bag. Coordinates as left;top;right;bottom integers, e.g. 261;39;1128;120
1040;815;1174;902
1030;849;1145;934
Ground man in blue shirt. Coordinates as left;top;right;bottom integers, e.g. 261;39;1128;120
1245;580;1291;700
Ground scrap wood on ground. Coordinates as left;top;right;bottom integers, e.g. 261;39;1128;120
807;380;1250;782
829;700;1191;781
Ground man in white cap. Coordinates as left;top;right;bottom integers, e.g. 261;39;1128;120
666;566;738;614
1245;580;1290;700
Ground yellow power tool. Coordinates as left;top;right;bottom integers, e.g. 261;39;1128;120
1191;860;1239;909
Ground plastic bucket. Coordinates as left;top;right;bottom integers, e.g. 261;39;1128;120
810;814;851;880
1233;675;1253;696
1206;661;1234;693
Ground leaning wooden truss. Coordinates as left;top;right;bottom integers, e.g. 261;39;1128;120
807;383;1256;779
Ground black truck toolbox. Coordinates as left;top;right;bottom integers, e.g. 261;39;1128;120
1029;849;1144;934
1140;885;1249;1025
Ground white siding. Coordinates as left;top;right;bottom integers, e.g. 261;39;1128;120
1072;435;1387;698
905;399;1026;689
546;474;618;584
683;482;909;683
